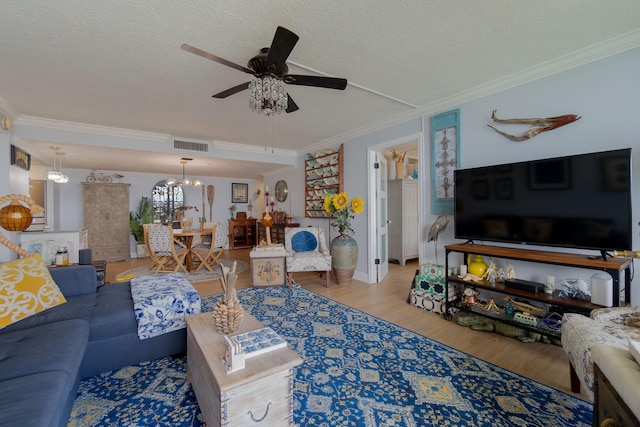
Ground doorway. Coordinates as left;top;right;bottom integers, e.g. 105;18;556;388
367;133;422;283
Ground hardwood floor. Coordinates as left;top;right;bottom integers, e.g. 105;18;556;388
104;249;586;400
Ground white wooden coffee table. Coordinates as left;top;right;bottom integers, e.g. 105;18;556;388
186;312;302;427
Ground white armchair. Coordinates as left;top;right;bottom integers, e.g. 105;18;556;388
284;227;332;288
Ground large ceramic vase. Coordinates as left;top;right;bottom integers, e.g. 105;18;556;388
331;234;358;285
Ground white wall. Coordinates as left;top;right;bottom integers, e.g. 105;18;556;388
337;46;640;303
43;168;262;258
1;131;30;260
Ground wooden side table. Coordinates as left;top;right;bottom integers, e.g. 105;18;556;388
186;312;302;427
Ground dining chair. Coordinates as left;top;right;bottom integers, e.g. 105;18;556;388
143;224;159;271
143;224;189;274
284;227;331;287
192;222;227;272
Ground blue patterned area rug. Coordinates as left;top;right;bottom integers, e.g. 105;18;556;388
69;287;592;427
114;258;248;284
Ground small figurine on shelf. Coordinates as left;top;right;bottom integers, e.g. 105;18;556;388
558;277;591;300
247;201;254;219
506;262;516;280
483;259;497;284
228;204;237;219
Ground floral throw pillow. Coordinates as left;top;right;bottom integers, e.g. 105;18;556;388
0;254;67;329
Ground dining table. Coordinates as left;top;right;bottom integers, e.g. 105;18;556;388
173;229;213;271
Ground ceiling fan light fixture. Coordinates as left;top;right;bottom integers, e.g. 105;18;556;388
249;76;287;116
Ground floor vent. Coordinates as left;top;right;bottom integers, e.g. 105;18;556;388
173;139;209;152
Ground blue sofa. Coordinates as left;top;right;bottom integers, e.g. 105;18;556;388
0;265;188;427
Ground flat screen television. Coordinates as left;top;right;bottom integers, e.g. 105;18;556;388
454;148;632;255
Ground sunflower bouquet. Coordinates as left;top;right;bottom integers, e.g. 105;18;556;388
323;192;365;235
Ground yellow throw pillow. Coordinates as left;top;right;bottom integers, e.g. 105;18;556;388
0;254;67;329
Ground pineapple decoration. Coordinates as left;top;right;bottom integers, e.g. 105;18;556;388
212;261;244;334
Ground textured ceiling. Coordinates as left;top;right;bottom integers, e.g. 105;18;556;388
1;1;639;178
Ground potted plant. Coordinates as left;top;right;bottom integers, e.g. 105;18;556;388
129;197;153;257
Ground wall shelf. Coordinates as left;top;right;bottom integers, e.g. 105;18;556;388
304;144;343;218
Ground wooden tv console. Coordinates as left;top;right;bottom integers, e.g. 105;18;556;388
443;243;632;338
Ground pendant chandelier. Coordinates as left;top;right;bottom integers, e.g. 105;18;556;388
248;76;288;116
166;158;202;187
46;146;69;184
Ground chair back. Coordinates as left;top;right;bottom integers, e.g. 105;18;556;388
213;221;228;248
145;224;173;255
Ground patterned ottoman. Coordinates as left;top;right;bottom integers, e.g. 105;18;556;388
131;273;201;340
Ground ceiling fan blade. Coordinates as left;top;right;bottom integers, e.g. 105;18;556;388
212;82;251;98
181;44;256;75
286;95;299;113
266;27;299;69
286;74;347;90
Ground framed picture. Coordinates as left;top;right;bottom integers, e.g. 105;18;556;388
232;183;248;203
10;145;31;171
430;109;460;214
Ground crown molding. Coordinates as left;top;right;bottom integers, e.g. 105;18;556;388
0;96;18;119
318;29;640;149
15;116;168;142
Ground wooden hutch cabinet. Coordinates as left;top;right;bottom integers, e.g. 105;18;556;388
228;218;257;249
82;183;131;262
257;222;300;245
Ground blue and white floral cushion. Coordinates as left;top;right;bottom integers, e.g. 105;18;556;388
130;273;201;340
562;307;640;401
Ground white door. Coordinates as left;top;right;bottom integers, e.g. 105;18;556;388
375;153;389;282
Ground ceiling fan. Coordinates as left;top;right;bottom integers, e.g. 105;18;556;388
181;26;347;114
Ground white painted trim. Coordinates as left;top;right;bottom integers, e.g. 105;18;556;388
16;116;168;142
366;148;377;283
367;132;423;284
